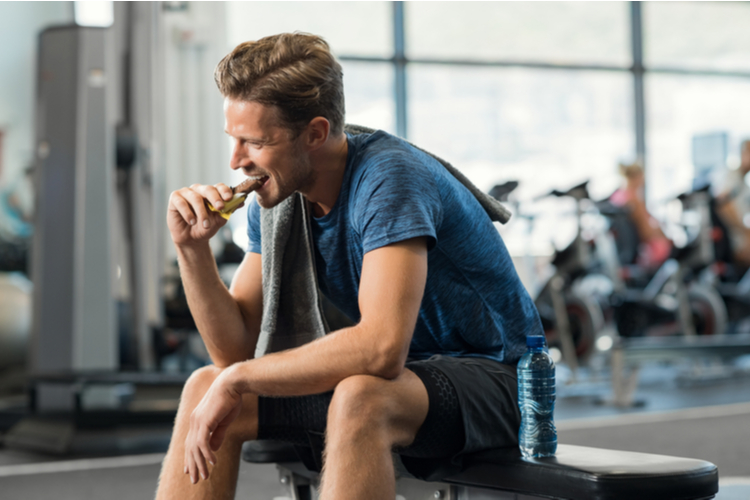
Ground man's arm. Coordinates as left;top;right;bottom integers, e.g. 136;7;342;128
182;237;428;480
168;184;263;367
225;236;429;395
177;246;263;367
716;197;749;232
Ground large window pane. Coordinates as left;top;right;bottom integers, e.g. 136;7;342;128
0;2;72;187
645;74;750;208
409;66;635;255
644;2;750;72
342;61;396;135
406;2;631;67
226;2;392;57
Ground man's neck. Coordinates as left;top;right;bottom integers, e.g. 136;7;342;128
303;133;349;218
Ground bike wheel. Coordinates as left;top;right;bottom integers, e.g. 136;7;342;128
544;294;603;364
688;284;728;335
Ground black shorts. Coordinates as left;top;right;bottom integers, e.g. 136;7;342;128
257;355;520;480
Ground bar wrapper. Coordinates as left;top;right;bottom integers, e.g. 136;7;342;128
206;178;264;220
207;193;249;220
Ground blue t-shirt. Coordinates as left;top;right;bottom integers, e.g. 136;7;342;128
247;130;543;364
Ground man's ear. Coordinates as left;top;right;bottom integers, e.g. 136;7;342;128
304;117;330;151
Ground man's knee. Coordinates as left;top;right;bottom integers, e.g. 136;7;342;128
182;364;223;402
328;375;393;433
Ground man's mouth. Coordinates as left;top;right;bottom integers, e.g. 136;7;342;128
247;175;270;188
233;175;270;195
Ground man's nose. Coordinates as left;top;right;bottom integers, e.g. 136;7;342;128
230;145;249;170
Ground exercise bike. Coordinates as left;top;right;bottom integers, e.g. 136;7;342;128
596;186;727;338
492;181;605;373
679;184;750;333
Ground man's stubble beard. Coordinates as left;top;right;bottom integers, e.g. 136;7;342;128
256;150;316;209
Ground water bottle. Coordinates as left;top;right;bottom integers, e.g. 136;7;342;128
517;335;557;458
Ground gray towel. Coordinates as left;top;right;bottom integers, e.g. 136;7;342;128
255;125;510;357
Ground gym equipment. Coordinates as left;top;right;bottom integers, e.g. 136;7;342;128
242;440;718;500
30;25;118;374
6;7;178;454
609;333;750;407
682;185;750;333
0;272;31;370
524;182;605;371
3;371;186;455
581;186;727;339
490;181;604;373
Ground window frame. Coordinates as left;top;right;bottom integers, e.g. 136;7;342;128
334;2;750;174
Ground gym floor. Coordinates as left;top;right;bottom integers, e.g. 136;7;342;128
1;358;749;500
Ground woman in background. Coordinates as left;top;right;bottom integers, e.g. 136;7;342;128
609;162;673;270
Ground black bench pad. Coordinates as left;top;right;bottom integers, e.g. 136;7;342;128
242;441;718;500
446;444;718;500
242;440;300;463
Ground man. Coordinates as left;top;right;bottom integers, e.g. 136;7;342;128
716;140;750;267
156;33;543;500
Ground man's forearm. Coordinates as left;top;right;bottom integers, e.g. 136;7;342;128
176;243;258;366
225;321;409;397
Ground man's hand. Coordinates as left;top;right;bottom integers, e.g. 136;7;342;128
183;367;243;484
168;183;237;246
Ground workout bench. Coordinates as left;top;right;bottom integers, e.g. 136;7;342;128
242;440;718;500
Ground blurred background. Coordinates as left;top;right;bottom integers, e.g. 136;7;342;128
0;2;749;499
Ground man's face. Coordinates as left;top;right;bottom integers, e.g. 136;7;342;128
224;99;315;209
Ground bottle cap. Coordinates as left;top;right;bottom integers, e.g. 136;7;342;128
526;335;546;348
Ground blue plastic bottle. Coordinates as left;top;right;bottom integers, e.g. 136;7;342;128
517;335;557;458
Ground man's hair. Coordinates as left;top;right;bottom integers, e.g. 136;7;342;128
214;33;345;137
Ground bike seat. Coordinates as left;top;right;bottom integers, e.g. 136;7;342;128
544;180;590;201
488;181;519;202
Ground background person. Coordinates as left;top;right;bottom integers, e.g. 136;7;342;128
715;140;750;267
609;161;673;270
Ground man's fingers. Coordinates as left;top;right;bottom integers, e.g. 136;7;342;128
169;192;198;226
209;423;228;452
187;447;198;484
181;188;212;223
197;423;216;470
194;445;209;481
215;183;234;202
210;397;241;451
193;183;228;210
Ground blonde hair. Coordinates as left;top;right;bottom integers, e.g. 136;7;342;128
619;161;644;180
214;33;345;137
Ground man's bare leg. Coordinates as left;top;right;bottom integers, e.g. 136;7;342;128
155;365;259;500
320;369;429;500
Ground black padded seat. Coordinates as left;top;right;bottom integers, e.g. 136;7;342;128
242;440;300;463
242;441;718;500
446;444;718;500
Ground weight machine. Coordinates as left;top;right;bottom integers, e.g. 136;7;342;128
5;4;180;455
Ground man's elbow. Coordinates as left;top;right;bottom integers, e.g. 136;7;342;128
208;345;256;369
367;341;408;380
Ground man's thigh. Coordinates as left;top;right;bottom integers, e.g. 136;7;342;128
254;356;519;479
256;368;429;449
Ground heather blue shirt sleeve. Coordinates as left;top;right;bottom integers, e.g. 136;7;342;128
350;149;443;254
246;196;262;254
